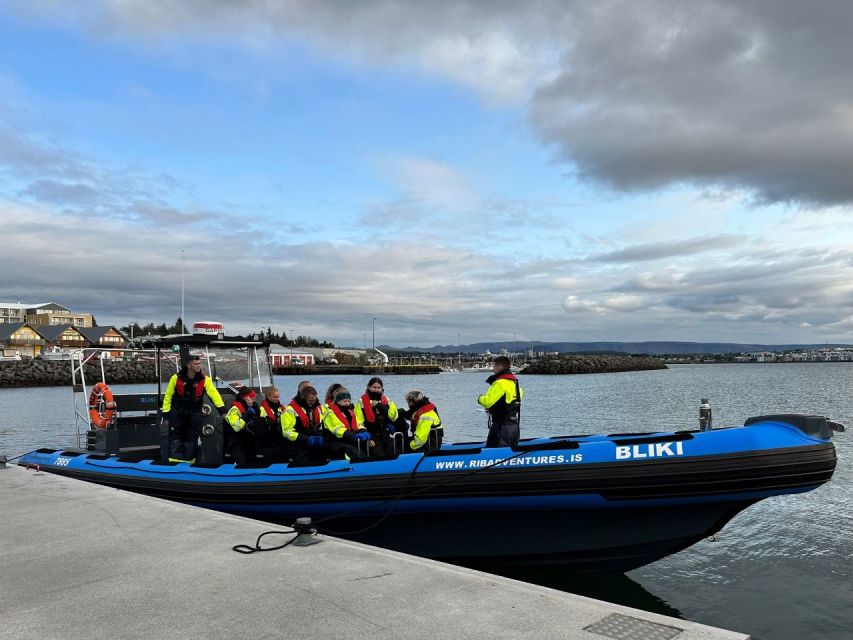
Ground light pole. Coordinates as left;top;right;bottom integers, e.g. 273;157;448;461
458;332;461;368
289;329;294;364
363;333;367;349
180;249;185;333
372;317;376;352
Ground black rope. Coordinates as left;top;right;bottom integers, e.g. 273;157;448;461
232;528;299;554
311;451;430;536
1;450;36;464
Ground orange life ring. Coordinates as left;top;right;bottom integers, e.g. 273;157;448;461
88;382;116;429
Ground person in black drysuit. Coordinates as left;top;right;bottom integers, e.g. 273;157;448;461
160;355;227;462
253;386;289;463
355;377;407;456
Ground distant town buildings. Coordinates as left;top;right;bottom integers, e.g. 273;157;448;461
669;348;853;363
0;301;124;357
0;322;128;358
0;302;93;327
749;349;853;362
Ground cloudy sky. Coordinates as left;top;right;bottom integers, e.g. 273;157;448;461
2;1;853;347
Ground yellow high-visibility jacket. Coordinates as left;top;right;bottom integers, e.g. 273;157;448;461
160;371;224;413
410;405;442;451
225;401;253;432
478;375;523;412
322;403;366;439
281;400;326;442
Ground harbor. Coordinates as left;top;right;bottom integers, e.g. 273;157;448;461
0;463;748;640
1;361;851;639
3;3;853;639
8;334;839;576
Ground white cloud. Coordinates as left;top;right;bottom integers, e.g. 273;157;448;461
561;295;604;315
552;276;579;289
383;155;478;212
601;295;646;312
418;30;546;104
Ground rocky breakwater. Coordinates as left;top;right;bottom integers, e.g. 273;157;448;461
521;354;667;375
0;358;157;388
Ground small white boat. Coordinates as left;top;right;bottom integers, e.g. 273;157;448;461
461;364;491;373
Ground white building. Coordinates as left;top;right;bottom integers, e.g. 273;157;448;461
749;351;777;362
0;302;39;324
267;344;316;366
0;302;91;327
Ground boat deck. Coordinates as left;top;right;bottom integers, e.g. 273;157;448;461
0;463;748;640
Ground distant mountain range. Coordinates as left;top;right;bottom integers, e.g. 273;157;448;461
375;341;853;355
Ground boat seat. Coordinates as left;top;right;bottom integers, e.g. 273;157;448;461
745;414;833;439
611;432;693;446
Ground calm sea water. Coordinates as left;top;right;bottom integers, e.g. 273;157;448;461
1;364;851;640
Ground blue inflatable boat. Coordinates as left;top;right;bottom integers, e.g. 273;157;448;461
18;413;841;572
15;337;842;571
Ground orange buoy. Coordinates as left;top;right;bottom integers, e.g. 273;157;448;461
88;382;116;429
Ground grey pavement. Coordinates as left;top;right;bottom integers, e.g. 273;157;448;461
0;464;749;640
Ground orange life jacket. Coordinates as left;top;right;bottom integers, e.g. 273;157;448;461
288;399;323;429
328;403;360;431
360;393;389;423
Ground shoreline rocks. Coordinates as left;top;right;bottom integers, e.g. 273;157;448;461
0;359;157;388
520;355;667;375
273;364;442;375
0;355;665;387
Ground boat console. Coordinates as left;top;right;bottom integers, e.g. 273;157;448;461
73;333;271;463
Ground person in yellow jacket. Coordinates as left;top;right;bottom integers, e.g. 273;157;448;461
224;387;259;464
404;390;443;452
478;356;523;448
322;387;373;459
254;386;288;462
160;354;226;462
281;385;327;463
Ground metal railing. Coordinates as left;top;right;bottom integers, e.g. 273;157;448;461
70;347;171;449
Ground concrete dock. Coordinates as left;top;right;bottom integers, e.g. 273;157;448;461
0;464;749;640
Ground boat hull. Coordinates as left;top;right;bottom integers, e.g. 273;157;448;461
17;419;838;572
325;500;758;572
